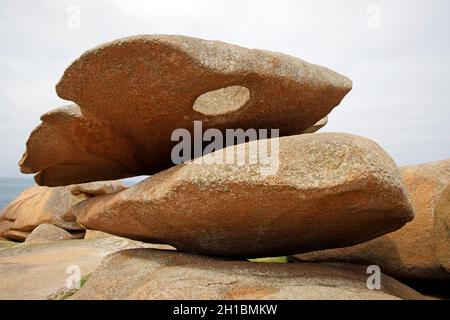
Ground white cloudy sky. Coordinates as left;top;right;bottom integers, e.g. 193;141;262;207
0;0;449;177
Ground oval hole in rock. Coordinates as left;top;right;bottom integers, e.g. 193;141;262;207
193;85;250;116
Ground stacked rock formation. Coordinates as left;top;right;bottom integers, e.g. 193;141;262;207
0;181;126;241
9;35;449;299
19;35;352;186
72;133;413;258
71;249;423;300
292;159;450;280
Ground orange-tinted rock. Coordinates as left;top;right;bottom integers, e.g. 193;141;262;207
83;230;113;240
72;249;423;300
1;230;29;242
292;159;450;279
73;133;413;258
0;237;173;300
435;185;450;274
303;116;328;133
20;35;352;186
0;181;126;241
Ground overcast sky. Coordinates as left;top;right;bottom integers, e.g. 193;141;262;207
0;0;449;177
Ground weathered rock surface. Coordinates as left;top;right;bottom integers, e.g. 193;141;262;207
303;116;328;134
0;236;174;300
292;159;450;279
0;181;126;241
83;230;114;240
72;249;423;300
73;133;413;258
0;239;17;251
24;224;74;244
19;35;352;186
435;185;450;274
1;229;29;242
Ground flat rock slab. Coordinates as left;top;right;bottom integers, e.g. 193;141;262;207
20;35;352;186
292;159;450;280
0;240;17;251
73;133;413;258
0;237;174;300
72;249;423;300
0;181;125;241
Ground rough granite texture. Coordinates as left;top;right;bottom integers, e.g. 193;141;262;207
73;133;413;258
19;35;352;186
24;224;74;244
0;237;174;300
0;181;126;241
292;159;450;280
303;116;328;134
72;249;424;300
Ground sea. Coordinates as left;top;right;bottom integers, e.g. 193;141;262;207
0;176;148;211
0;177;35;211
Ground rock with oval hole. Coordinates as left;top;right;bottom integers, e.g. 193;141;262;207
71;249;423;300
19;35;352;186
291;159;450;280
73;133;413;258
0;181;126;241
